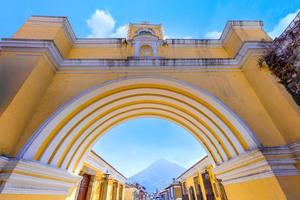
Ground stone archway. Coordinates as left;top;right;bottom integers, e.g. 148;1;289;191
19;76;259;174
1;76;298;200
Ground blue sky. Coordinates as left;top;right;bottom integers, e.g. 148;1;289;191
1;1;300;177
93;118;206;177
0;0;300;39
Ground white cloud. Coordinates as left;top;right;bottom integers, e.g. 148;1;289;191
268;9;300;39
204;31;222;39
203;9;300;39
86;9;128;38
110;24;129;38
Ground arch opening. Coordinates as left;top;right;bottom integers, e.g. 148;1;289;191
92;117;208;178
18;77;260;174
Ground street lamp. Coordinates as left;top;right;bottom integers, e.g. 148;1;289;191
104;170;110;180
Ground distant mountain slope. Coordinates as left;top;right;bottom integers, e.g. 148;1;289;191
128;159;186;193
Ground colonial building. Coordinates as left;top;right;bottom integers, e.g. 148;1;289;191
157;189;168;200
75;151;126;200
124;183;148;200
177;156;227;200
124;183;140;200
158;179;182;200
0;14;300;200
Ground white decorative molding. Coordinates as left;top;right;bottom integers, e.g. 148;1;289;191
213;150;270;184
29;16;76;44
132;34;160;57
74;38;124;48
0;158;81;195
177;156;211;181
18;76;260;172
289;141;300;161
214;145;300;185
85;151;127;183
0;38;272;70
0;156;8;170
26;16;264;48
220;21;264;42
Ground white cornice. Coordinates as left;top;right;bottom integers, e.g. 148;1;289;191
177;156;211;180
29;16;76;44
214;145;300;185
0;158;81;195
0;39;272;71
0;39;62;69
85;151;127;183
74;38;125;48
0;156;8;170
288;141;300;161
165;39;222;48
220;21;264;42
26;16;265;48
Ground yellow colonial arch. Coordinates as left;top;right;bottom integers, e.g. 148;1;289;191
19;76;259;174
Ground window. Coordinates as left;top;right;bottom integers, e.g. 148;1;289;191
201;172;215;200
139;30;153;35
189;186;196;200
193;176;204;200
175;187;181;198
139;45;154;57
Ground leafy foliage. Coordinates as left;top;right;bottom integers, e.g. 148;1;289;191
259;12;300;105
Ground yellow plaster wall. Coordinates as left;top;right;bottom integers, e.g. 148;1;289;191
124;188;137;200
276;175;300;200
14;20;60;39
68;28;271;59
158;46;229;58
53;27;73;57
0;52;40;114
234;29;271;41
224;29;271;57
67;46;230;59
224;31;243;58
107;183;113;200
224;177;287;200
242;55;300;144
0;55;54;156
13;20;72;57
2;17;299;200
11;19;272;61
15;67;286;154
67;46;132;59
11;19;271;60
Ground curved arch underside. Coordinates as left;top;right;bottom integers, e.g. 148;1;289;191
19;77;259;173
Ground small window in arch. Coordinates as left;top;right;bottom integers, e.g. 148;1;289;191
138;30;153;36
139;45;154;57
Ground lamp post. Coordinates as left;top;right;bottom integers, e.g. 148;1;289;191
104;170;110;180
